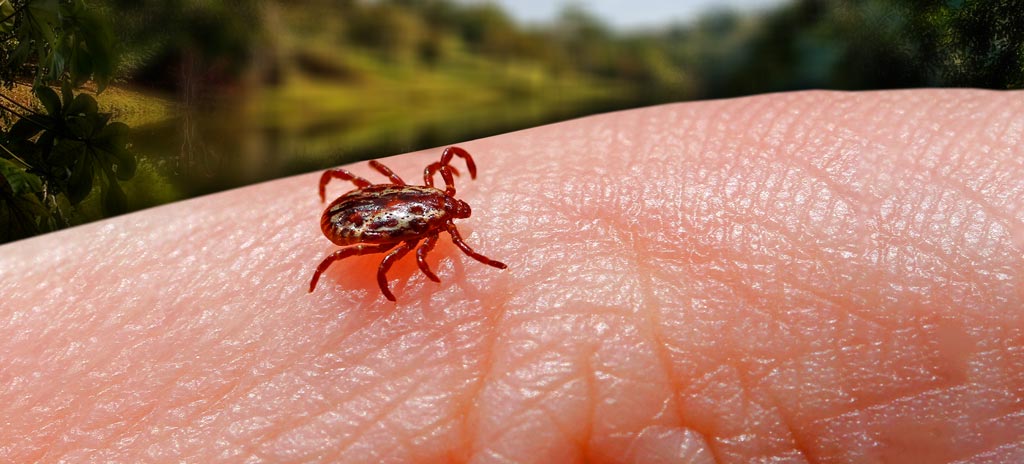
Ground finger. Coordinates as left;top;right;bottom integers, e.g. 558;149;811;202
1;90;1022;462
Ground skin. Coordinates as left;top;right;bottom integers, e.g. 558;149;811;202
0;89;1022;463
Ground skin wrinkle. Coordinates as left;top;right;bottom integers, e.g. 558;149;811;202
680;366;755;459
141;221;323;454
815;385;1022;462
632;231;703;457
541;379;590;457
182;337;325;454
811;374;965;428
882;195;992;309
317;377;428;462
458;301;502;461
950;393;1024;457
297;319;467;454
470;328;565;451
499;311;626;458
935;167;1022;257
892;190;969;285
475;384;576;461
262;360;403;456
115;320;264;450
787;150;864;225
589;324;676;460
721;358;810;460
974;410;1024;457
679;315;872;444
744;364;813;462
957;440;1024;464
41;313;188;459
190;303;390;457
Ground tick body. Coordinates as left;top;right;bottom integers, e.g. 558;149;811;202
309;146;507;301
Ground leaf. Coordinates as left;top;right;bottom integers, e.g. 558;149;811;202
47;138;85;170
5;117;46;142
93;122;135;180
65;93;100;137
0;184;51;243
66;92;98;117
25;0;58;45
100;165;126;215
0;158;42;197
35;86;62;116
78;10;116;91
33;131;56;167
111;146;136;180
66;153;93;204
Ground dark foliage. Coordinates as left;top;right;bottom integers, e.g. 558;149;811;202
0;0;133;243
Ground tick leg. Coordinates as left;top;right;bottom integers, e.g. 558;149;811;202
369;160;405;185
437;166;457;196
446;222;507;269
319;168;372;203
309;243;396;293
424;145;475;187
439;146;477;179
378;240;417;301
416;234;441;283
423;162;460;187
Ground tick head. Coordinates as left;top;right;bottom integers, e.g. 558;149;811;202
447;197;472;219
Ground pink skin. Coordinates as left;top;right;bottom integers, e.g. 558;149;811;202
1;89;1023;462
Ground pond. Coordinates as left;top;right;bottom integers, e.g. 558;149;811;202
121;90;635;214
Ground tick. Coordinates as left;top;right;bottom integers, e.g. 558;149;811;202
309;146;507;301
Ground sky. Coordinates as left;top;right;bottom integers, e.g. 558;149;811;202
459;0;790;30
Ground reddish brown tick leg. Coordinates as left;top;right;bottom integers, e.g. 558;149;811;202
319;169;372;203
423;164;457;195
377;241;417;301
440;166;456;196
446;222;507;269
441;146;477;179
424;145;475;187
416;234;441;282
309;243;396;293
369;160;405;185
424;163;460;187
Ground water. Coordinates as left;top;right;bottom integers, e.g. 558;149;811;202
123;94;634;213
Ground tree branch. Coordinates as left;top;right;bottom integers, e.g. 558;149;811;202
0;140;33;168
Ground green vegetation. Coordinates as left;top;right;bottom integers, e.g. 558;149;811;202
1;0;1022;243
1;0;135;242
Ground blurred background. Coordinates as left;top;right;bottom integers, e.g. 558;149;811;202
1;0;1022;243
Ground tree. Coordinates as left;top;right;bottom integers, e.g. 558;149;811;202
0;0;133;243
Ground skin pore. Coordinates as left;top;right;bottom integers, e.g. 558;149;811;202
0;89;1022;462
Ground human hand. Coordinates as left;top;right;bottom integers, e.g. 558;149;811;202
1;89;1021;462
